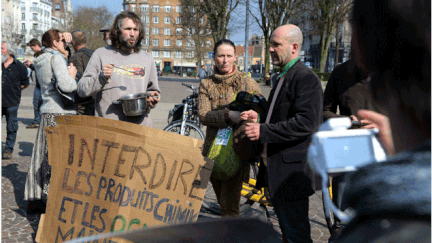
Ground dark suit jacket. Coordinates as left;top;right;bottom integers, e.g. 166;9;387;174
259;60;323;201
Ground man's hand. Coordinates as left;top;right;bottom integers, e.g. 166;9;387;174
240;110;259;123
148;91;160;108
103;63;114;80
245;123;260;141
358;109;394;155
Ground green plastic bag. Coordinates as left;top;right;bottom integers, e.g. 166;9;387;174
207;126;241;180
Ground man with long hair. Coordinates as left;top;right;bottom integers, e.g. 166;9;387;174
77;11;160;126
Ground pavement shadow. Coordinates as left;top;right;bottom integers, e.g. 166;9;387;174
18;141;34;157
2;163;40;242
2;164;28;213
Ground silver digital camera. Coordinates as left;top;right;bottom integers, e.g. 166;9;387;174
308;117;387;175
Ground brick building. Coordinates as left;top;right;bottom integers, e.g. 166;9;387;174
123;0;213;73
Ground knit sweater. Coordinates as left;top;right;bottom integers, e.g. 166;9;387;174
198;67;261;156
33;48;77;114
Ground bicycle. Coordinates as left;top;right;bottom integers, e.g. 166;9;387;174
163;83;205;140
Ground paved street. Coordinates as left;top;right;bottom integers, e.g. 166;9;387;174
2;76;330;242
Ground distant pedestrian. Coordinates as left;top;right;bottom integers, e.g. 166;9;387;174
207;65;214;76
196;65;207;81
71;30;95;115
2;41;30;159
24;38;43;129
99;22;112;45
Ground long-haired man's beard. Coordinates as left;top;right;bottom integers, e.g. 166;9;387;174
119;37;136;54
1;53;8;63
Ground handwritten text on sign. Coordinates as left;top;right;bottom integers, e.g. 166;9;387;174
41;116;212;243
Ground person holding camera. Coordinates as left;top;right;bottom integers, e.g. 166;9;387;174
332;0;430;241
241;24;323;243
24;29;78;214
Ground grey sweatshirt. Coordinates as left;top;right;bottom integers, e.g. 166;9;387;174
77;46;160;126
33;48;77;114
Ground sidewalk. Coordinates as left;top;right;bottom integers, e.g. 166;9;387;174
1;84;330;242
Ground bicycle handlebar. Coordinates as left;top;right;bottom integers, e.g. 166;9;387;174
182;82;196;90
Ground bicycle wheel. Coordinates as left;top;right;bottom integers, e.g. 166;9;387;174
201;163;258;215
163;122;205;140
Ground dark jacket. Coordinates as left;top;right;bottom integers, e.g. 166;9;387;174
323;59;378;121
2;57;30;107
71;47;94;75
259;60;323;201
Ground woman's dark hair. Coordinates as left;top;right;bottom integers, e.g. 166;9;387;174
213;39;236;54
35;29;61;57
353;0;430;127
110;11;144;53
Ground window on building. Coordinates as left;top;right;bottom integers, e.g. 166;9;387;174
143;38;149;46
164;28;171;35
176;28;182;35
153;5;159;12
153;28;159;35
164;17;171;24
124;5;129;11
145;27;149;35
141;4;149;12
165;6;171;12
152;39;159;46
21;23;25;30
131;5;136;11
175;51;183;58
164;39;170;46
206;40;212;47
32;23;38;30
152;51;159;57
164;51;170;58
186;51;195;58
176;17;181;24
176;39;182;46
153;16;159;24
22;13;25;20
239;58;243;65
55;3;60;10
144;16;149;23
176;6;182;13
33;13;38;21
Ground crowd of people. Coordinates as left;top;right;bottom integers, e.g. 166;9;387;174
1;0;430;241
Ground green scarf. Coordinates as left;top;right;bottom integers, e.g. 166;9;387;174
279;57;300;78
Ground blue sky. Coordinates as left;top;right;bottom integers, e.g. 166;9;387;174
70;0;261;45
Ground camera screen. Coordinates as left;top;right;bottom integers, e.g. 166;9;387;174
322;135;375;171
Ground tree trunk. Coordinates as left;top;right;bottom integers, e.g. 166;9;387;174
319;32;332;73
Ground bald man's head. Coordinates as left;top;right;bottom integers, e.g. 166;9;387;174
269;25;303;67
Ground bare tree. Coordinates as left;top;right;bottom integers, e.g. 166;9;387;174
177;1;213;66
306;0;353;72
192;0;241;43
249;0;306;75
72;6;113;50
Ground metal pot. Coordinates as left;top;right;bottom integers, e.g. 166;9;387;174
113;93;150;116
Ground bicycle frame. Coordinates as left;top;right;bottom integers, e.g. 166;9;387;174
180;102;189;136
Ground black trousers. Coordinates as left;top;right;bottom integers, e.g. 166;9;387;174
272;197;312;243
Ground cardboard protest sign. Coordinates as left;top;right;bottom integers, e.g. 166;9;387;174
39;115;213;243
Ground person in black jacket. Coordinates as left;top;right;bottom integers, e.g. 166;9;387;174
2;41;30;159
71;30;95;115
241;24;323;243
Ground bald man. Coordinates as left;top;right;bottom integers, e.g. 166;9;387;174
241;25;323;242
